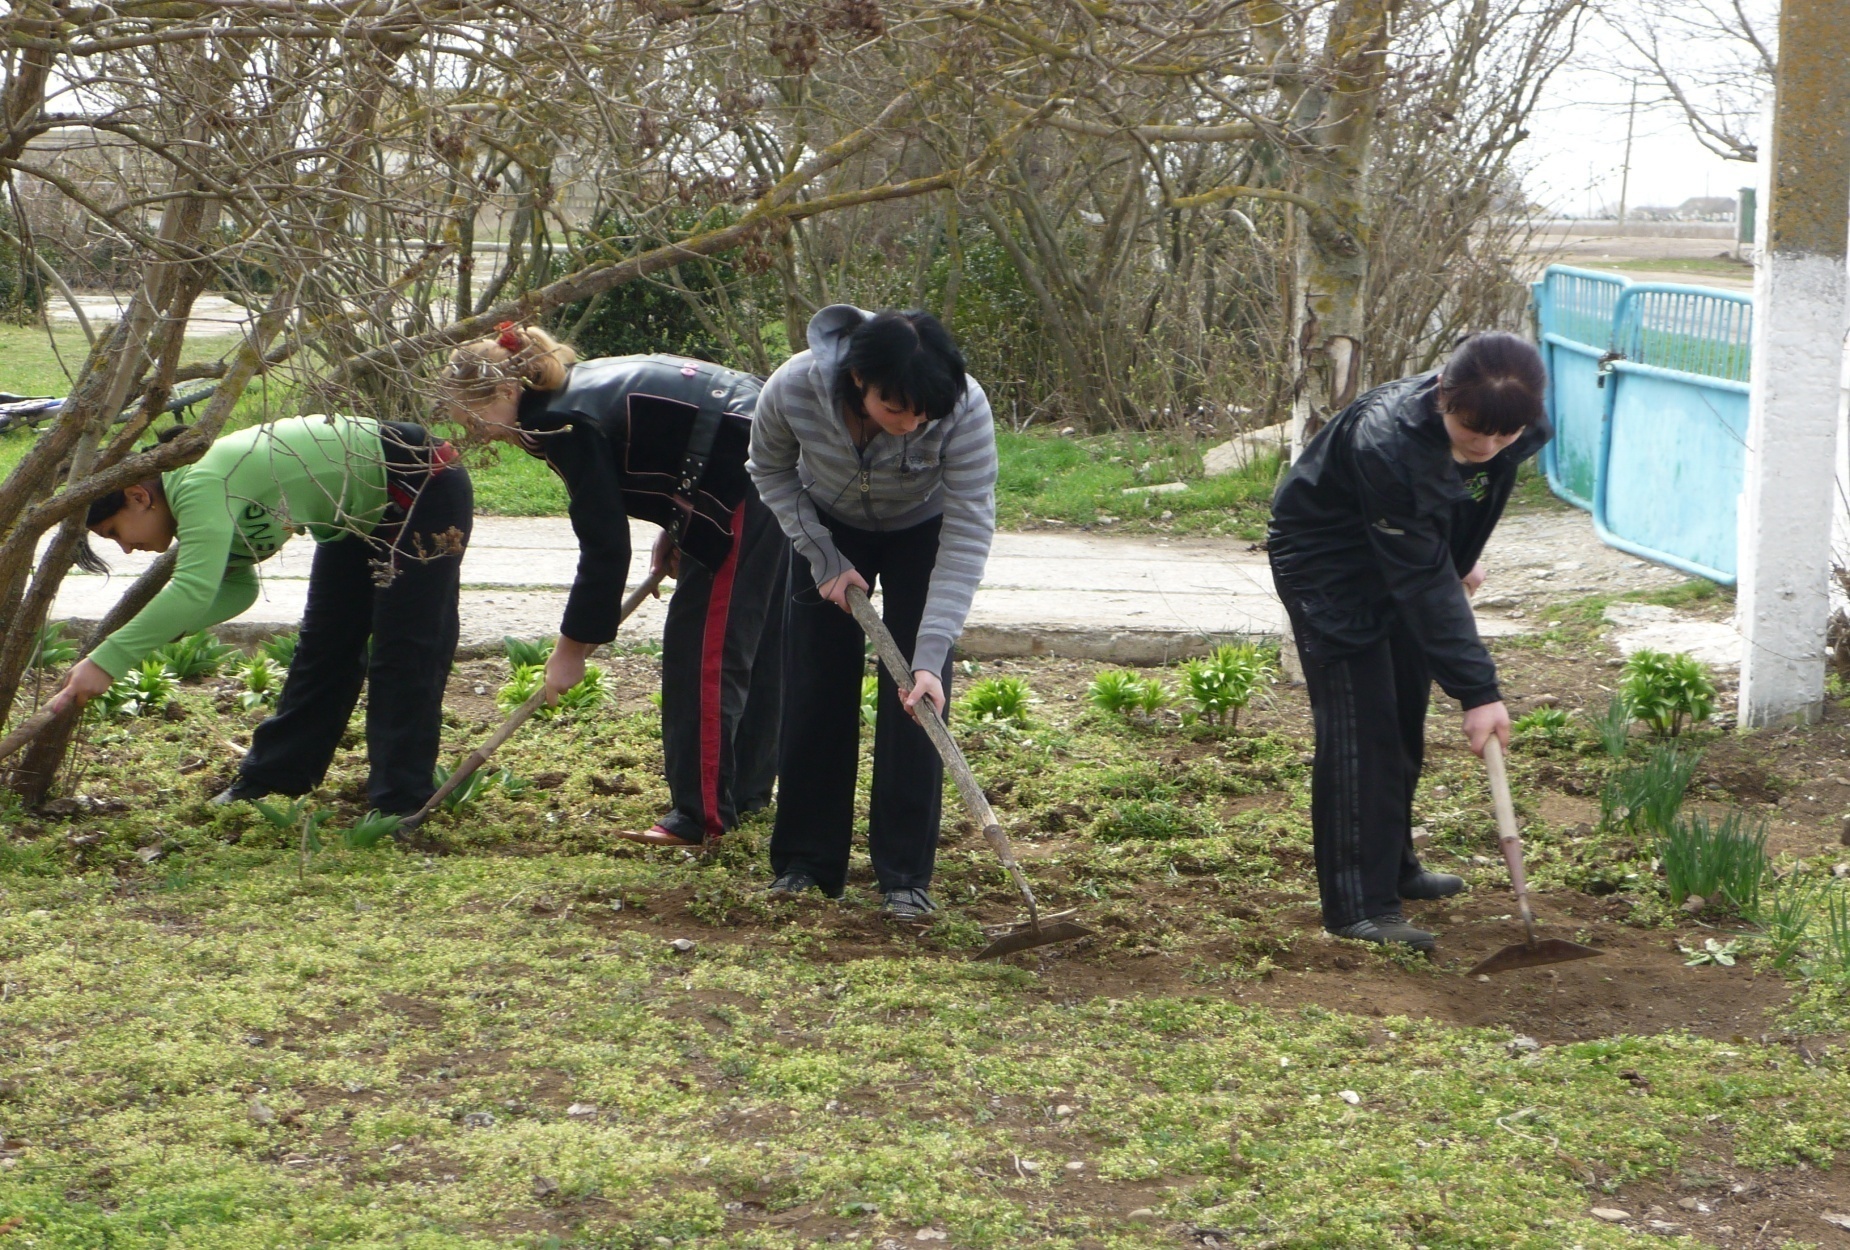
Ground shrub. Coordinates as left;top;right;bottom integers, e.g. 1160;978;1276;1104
28;623;76;672
1753;875;1822;970
153;630;238;681
237;656;283;711
1512;706;1570;741
90;658;178;720
1809;886;1850;979
342;810;402;850
432;763;508;812
1181;643;1271;728
1620;649;1717;738
1091;798;1220;842
504;636;554;668
1601;743;1700;835
1595;692;1631;758
959;675;1032;728
260;632;299;667
498;662;544;712
554;666;611;717
1658;809;1767;913
860;673;879;727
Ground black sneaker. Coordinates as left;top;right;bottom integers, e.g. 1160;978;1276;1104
1327;913;1436;953
769;870;823;898
881;888;938;921
1399;871;1465;901
210;779;271;806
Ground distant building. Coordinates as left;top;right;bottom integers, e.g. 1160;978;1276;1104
1678;196;1738;220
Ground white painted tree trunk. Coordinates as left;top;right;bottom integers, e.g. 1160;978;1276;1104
1737;250;1849;727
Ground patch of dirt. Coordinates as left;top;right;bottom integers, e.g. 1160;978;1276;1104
1617;1153;1850;1248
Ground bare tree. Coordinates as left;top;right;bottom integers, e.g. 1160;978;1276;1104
1599;0;1776;163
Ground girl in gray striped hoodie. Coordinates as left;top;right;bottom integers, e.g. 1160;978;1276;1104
748;305;998;918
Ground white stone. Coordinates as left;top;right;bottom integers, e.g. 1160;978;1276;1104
1590;1207;1632;1222
1121;481;1189;496
567;1103;598;1118
1338;1090;1361;1105
1203;422;1289;476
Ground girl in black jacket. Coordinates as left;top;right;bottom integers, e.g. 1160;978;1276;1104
1268;333;1550;952
443;326;786;849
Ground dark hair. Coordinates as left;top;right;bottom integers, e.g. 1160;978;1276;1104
834;309;967;425
1439;332;1547;436
76;424;185;574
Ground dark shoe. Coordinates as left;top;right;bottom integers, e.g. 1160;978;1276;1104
210;779;270;806
1327;913;1436;953
881;888;938;921
1399;871;1465;901
769;870;823;898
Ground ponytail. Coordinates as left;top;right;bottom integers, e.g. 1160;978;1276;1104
441;322;577;404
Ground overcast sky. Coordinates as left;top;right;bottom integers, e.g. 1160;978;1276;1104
1512;3;1771;215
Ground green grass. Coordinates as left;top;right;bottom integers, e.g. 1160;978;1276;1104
1579;256;1753;281
994;429;1279;537
4;659;1850;1246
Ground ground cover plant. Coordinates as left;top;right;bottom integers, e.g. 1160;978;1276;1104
9;624;1850;1245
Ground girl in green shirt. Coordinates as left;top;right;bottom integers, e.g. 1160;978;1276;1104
56;416;473;815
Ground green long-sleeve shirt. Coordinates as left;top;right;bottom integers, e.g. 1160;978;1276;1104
90;416;391;678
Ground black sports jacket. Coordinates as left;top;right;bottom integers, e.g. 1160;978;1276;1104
516;354;760;645
1267;371;1550;710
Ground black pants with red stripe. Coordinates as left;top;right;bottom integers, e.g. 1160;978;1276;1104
655;488;787;844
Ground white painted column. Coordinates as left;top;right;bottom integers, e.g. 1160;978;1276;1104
1736;0;1850;729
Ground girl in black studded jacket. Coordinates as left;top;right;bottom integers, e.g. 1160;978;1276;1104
443;325;786;849
1268;333;1551;953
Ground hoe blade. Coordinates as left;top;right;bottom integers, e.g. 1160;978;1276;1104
1468;938;1604;978
974;920;1095;961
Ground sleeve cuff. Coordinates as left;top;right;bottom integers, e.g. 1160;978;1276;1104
88;641;132;680
911;632;954;676
1456;685;1502;711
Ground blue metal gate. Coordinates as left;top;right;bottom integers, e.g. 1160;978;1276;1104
1531;265;1753;584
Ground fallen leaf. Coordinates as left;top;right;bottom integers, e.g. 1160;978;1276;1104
668;938;697;954
532;1175;560;1199
134;845;163;863
248;1099;276;1125
566;1103;598;1119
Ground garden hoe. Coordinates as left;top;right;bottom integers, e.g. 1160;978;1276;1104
844;585;1093;960
400;570;665;832
1467;737;1603;977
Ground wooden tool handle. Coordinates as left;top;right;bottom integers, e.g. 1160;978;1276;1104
0;703;68;767
405;568;665;829
1483;737;1537;943
845;585;1040;925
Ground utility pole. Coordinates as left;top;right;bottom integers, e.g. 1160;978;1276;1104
1616;81;1637;226
1736;0;1850;727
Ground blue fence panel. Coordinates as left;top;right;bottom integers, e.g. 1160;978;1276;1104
1592;283;1755;584
1532;266;1630;509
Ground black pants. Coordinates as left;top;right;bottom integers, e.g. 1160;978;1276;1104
238;462;474;814
656;489;787;844
1281;595;1428;928
770;513;951;897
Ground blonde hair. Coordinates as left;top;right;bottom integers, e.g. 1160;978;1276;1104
441;322;577;403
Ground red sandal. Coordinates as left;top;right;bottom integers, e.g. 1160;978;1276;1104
613;824;704;848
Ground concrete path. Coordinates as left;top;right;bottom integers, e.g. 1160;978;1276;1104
48;506;1677;663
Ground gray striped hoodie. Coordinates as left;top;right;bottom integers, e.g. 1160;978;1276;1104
748;305;998;674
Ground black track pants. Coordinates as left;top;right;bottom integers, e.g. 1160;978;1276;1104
770;513;951;898
656;489;787;844
238;466;473;814
1281;595;1429;928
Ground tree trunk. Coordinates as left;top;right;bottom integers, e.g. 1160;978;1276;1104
1289;0;1403;457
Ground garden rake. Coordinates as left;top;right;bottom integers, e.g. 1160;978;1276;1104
844;585;1093;960
400;569;665;831
1467;737;1603;976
